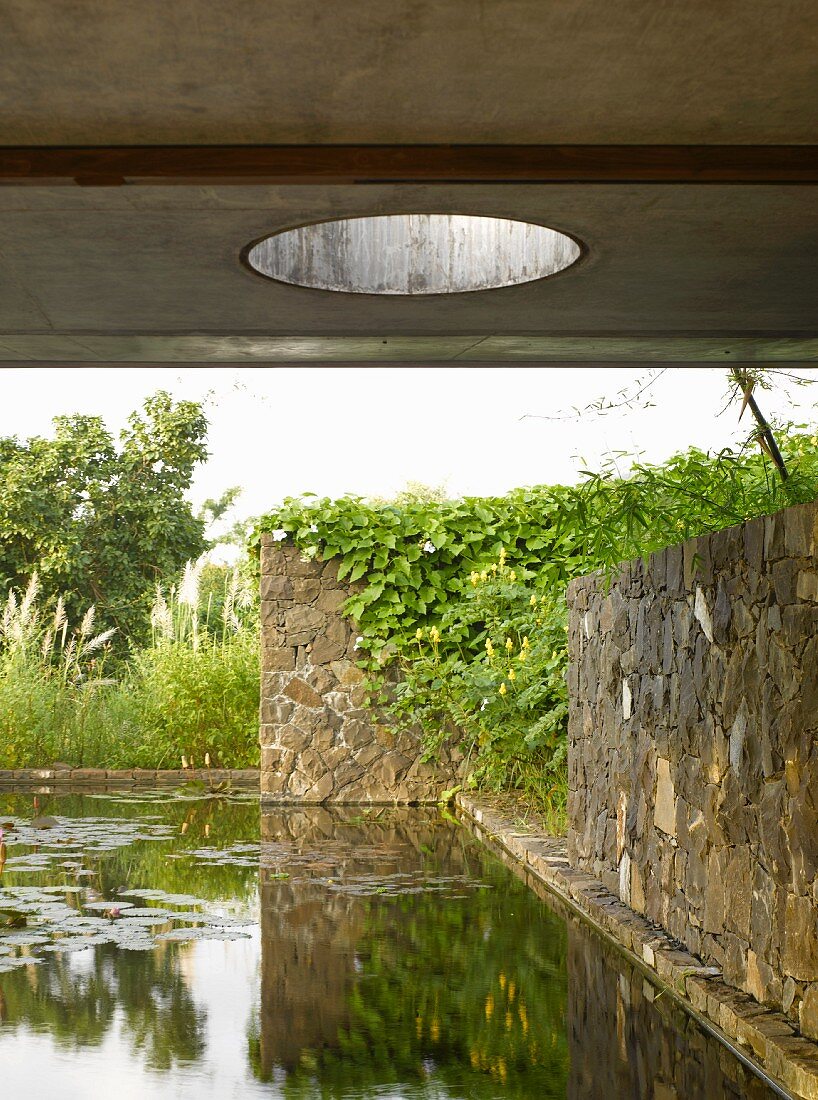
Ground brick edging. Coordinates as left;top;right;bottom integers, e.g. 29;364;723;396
0;768;259;787
456;793;818;1100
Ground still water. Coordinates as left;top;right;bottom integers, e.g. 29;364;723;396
0;791;775;1099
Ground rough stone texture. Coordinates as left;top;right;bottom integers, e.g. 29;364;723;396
567;499;818;1041
259;537;461;803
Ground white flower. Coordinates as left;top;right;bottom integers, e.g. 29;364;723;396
353;636;363;650
422;540;435;554
309;524;318;533
178;559;204;607
271;529;288;542
480;698;489;711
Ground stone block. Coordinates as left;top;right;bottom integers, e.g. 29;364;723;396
291;577;321;603
784;503;816;557
773;558;799;605
316;587;349;614
260;698;294;725
654;758;676;835
747;949;783;1007
260;574;293;600
800;983;818;1041
311;618;350;664
703;848;727;933
784;895;818;981
263;646;296;672
330;659;365;687
283;606;325;641
282;677;323;708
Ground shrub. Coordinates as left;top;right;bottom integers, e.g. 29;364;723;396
0;562;259;770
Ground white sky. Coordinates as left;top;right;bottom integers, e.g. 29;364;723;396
1;365;815;553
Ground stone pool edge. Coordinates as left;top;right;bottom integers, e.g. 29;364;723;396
0;767;260;788
456;792;818;1100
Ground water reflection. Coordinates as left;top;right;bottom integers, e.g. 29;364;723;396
0;943;205;1067
255;806;569;1097
253;807;776;1099
0;794;777;1099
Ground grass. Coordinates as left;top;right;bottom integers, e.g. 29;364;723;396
0;564;260;770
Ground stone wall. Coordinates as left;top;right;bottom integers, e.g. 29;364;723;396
259;536;459;802
567;500;818;1037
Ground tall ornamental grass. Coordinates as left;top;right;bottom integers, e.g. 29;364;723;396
0;563;259;769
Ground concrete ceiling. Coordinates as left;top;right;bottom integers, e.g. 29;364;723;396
1;1;816;363
1;183;816;361
3;1;817;145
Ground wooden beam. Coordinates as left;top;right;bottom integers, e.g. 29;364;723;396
1;145;817;185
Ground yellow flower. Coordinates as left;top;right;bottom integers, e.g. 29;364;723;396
491;563;498;574
522;636;530;649
509;570;517;582
530;594;537;607
505;637;513;652
499;547;507;562
470;571;480;587
485;639;495;657
498;682;507;696
480;570;488;582
415;627;423;641
430;626;440;644
518;650;527;662
485;994;494;1020
507;668;516;681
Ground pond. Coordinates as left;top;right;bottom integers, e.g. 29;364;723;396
0;790;778;1099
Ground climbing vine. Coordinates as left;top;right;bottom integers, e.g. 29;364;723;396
252;432;818;809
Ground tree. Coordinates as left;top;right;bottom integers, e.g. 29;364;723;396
0;391;209;646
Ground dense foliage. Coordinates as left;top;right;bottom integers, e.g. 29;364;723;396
0;391;209;646
0;562;259;769
255;433;818;811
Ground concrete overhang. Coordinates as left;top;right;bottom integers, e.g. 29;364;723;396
1;2;816;364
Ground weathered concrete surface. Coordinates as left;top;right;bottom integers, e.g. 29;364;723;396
1;185;817;358
567;500;818;1042
2;2;816;144
458;793;818;1100
259;537;461;802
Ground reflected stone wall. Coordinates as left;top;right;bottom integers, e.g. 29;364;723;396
257;807;469;1075
565;925;774;1100
260;537;461;802
567;500;818;1036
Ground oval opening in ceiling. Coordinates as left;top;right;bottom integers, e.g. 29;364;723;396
244;214;582;295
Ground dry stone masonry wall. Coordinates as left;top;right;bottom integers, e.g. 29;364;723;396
259;537;457;802
567;500;818;1038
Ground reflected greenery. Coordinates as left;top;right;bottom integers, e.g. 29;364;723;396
0;944;205;1069
251;812;569;1098
0;789;260;905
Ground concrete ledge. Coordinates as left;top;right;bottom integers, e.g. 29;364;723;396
0;767;259;788
456;792;818;1100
